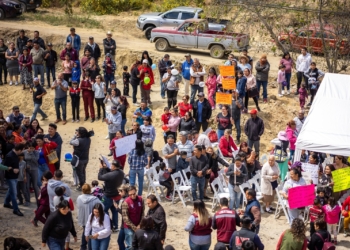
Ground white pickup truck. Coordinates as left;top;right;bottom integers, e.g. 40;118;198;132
150;19;250;59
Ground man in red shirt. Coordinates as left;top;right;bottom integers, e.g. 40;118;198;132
212;197;241;245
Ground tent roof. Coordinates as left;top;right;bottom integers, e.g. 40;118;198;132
296;73;350;156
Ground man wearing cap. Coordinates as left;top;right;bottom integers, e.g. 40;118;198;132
192;92;211;132
51;73;69;125
105;106;122;156
32;31;45;50
181;53;193;95
43;43;57;89
60;42;78;62
231;90;244;144
30;77;48;121
176;131;194;158
16;30;29;54
229;216;264;250
30;41;46;87
162;134;179;173
102;53;116;89
190;58;206;104
244;109;264;156
66;27;81;53
103;31;116;61
84;37;101;64
158;54;172;99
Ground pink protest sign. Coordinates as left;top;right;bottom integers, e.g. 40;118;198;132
288;185;315;209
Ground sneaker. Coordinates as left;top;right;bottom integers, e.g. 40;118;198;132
165;195;172;201
287;90;290;95
15;81;18;86
9;81;13;86
282;90;285;95
105;135;109;139
84;117;89;121
263;98;267;103
278;94;283;97
31;219;38;227
40;115;48;121
75;119;80;122
75;186;82;192
265;208;273;214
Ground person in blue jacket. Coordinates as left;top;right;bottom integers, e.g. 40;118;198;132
71;61;81;84
181;53;193;96
66;28;81;53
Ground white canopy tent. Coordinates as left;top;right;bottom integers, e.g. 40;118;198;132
295;73;350;160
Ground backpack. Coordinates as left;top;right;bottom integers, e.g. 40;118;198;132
208;130;218;143
315;232;336;250
91;187;104;200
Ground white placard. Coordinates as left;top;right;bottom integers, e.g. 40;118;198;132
100;154;111;169
302;163;319;184
114;134;137;157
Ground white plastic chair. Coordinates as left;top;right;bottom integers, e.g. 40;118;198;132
259;154;268;165
144;161;159;190
181;166;191;186
171;172;192;207
239;183;251;209
211;178;230;212
146;168;165;201
218;171;229;193
216;148;231;165
274;184;291;224
337;200;347;233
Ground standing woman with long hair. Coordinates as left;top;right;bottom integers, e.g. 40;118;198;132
62;54;74;87
24;118;42;141
280;52;294;95
5;42;19;86
128;139;148;196
132;216;163;250
42;200;77;250
130;60;141;105
276;218;307;249
140;51;153;67
118;96;129;136
85;203;111;250
184;200;212;250
18;47;33;90
244;68;260;112
109;130;127;169
285;120;297;161
205;67;217;110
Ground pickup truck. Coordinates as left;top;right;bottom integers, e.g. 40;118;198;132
136;6;229;40
150;19;250;59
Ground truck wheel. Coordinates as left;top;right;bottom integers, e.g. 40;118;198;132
0;9;4;20
210;45;225;59
20;3;27;13
144;26;155;40
155;38;169;52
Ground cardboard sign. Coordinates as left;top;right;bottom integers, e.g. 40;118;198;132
222;78;236;89
332;167;350;192
216;92;232;104
219;65;235;76
301;163;319;185
288;185;315;209
114;134;137;157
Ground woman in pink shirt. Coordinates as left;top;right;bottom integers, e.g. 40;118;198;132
205;67;217;110
244;68;260;111
285;120;297;161
165;108;181;142
280;52;294;95
62;54;74;87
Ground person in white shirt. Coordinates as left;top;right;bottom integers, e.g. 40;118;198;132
295;47;312;95
189;58;206;104
85;203;111;250
191;130;212;148
176;131;194;159
293;110;306;135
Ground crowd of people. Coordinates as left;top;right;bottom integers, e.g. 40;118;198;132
0;27;349;250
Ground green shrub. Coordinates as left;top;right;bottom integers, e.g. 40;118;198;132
80;0;152;15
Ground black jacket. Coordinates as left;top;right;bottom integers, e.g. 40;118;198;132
308;229;331;250
132;229;163;250
16;36;29;54
207;153;229;173
4;150;20;180
43;49;58;67
33;37;46;50
178;117;196;132
84;43;101;61
193;99;212;122
146;203;167;240
98;168;125;197
244;116;264;141
158;59;172;78
103;38;116;55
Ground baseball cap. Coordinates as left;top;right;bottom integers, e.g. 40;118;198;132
197;92;204;97
47;42;53;46
184;53;191;57
107;31;112;35
142;59;149;64
249;109;258;114
110;81;116;85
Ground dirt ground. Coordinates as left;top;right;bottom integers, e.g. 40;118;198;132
0;9;349;250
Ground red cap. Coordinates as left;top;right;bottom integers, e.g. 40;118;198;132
249;109;258;114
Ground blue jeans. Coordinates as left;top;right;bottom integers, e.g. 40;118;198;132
234;118;241;140
189;238;211;250
104;74;114;90
117;228;126;250
31;103;47;121
4;179;19;212
191;176;205;201
54;96;67;121
91;235;110;250
160;78;166;98
289;149;295;161
124;228;134;250
103;196;118;230
228;183;241;210
47;236;65;250
217;129;225;141
285;73;291;91
38;163;49;187
33;64;45;85
81;226;92;250
129;168;144;196
257;80;268;99
121;118;127;136
190;85;203;104
46;66;56;88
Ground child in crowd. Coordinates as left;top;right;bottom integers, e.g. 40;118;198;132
17;154;30;206
71;61;81;84
122;65;130;96
69;81;81;122
205;67;217;110
161;107;171;143
298;83;308;112
176;151;189;178
158;162;172;200
91;180;104;200
141;70;153;105
300;149;308;163
277;64;286;97
316;187;328;206
323;197;341;245
32;171;52;226
309;197;324;236
304;62;325;107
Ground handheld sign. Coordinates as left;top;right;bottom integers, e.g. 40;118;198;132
216;92;232;105
219;66;235;77
114;134;137;157
332;167;350;192
288;185;315;209
222;78;236;89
